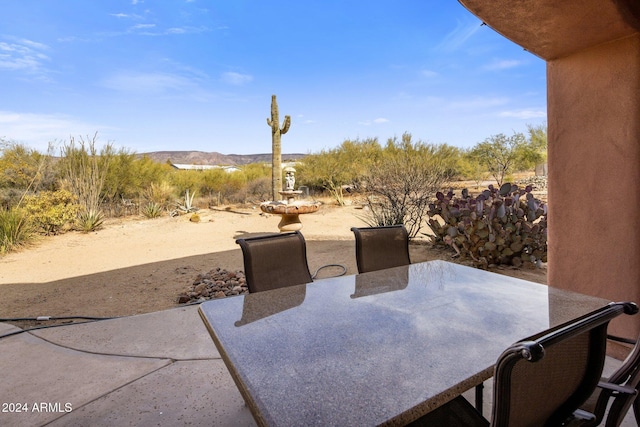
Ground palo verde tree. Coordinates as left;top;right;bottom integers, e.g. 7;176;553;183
266;95;291;200
297;138;382;205
524;123;548;167
0;141;56;208
469;132;529;187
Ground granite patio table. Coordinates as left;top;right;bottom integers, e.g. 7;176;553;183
198;260;609;426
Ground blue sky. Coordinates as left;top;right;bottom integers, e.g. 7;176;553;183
0;1;546;155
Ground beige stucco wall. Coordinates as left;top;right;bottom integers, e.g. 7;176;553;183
547;34;640;339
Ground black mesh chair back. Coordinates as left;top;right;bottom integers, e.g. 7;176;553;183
491;302;638;427
236;231;313;293
350;225;410;273
408;302;638;427
579;333;640;427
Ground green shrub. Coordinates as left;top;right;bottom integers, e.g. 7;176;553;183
143;181;175;208
0;207;34;254
426;183;547;269
23;190;80;235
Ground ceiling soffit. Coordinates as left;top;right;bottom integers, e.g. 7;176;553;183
458;0;640;60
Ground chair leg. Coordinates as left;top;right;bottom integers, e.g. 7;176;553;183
475;383;484;416
633;394;640;426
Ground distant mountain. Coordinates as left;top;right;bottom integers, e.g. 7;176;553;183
138;151;307;166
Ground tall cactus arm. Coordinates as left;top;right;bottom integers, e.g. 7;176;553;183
281;115;291;134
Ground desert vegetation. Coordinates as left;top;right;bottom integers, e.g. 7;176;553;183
0;124;546;261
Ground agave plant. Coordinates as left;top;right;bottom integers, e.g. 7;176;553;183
77;209;104;233
141;202;163;219
0;207;34;254
173;189;198;216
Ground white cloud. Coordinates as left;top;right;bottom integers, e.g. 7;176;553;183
131;23;156;30
448;97;509;110
499;109;547;119
436;19;481;52
110;13;130;18
220;71;253;85
19;39;49;51
0;38;50;74
421;69;438;78
102;71;194;94
358;118;389;126
294;114;314;124
484;59;525;70
0;111;105;151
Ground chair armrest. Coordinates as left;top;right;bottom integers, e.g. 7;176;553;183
566;409;596;425
597;381;638;396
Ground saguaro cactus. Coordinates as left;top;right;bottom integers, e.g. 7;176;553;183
267;95;291;200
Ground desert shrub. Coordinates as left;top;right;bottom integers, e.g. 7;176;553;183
101;149;140;203
243;176;272;202
0;142;57;193
0;188;23;210
200;168;227;198
297;138;381;205
170;169;202;194
103;155;174;211
426;183;547;269
213;172;247;204
143;181;175;209
362;134;452;238
0;207;34;254
241;163;271;182
22;189;80;235
458;151;490;188
77;209;104;233
59;134;113;213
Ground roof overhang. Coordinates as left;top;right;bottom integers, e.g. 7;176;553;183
458;0;640;60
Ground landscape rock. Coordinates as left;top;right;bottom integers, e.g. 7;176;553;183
178;267;248;304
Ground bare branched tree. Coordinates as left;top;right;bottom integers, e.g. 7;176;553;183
363;133;451;238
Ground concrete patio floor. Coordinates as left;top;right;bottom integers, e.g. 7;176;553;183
0;305;636;426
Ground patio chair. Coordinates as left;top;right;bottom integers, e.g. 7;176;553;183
350;225;410;273
577;334;640;427
409;301;639;427
235;231;313;293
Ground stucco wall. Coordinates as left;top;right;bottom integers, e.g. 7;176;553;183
548;34;640;339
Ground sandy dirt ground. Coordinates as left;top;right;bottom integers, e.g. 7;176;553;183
0;203;546;328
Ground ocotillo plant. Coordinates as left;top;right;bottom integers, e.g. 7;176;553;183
266;95;291;200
